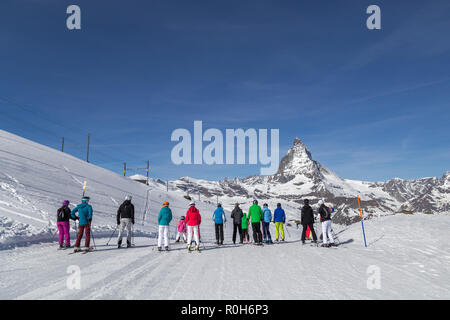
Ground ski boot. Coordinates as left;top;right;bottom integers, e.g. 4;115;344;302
302;240;306;245
165;246;169;251
187;244;191;251
64;243;71;249
58;244;64;250
127;240;131;248
73;247;82;253
158;247;162;252
195;245;200;252
118;239;122;249
329;242;337;247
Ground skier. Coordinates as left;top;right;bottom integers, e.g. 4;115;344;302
175;216;187;243
231;203;244;244
116;195;135;248
241;211;250;243
70;196;93;252
273;203;286;242
318;200;336;247
262;204;273;244
248;200;263;245
185;202;201;251
212;203;226;245
301;199;317;245
157;201;173;251
57;200;76;249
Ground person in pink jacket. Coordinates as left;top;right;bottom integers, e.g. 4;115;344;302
185;202;202;251
175;216;187;243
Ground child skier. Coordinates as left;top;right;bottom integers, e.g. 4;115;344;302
57;200;75;249
273;203;286;242
262;203;273;244
318;200;336;247
157;201;173;251
117;195;134;248
175;216;187;243
241;211;250;243
185;202;201;251
70;196;93;252
212;203;226;245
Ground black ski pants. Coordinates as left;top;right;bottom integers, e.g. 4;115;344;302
215;223;224;242
301;223;317;241
251;222;263;244
232;223;242;243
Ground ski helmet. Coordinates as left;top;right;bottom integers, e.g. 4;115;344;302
263;203;268;207
217;203;222;207
235;203;240;207
162;201;169;207
189;201;195;206
318;199;324;206
180;216;185;220
82;196;90;203
303;199;309;205
277;203;281;207
125;195;132;201
62;200;70;206
253;199;258;204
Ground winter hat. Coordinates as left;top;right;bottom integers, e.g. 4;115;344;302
162;201;169;207
277;203;281;207
263;203;268;207
303;199;309;205
125;195;132;201
253;199;258;205
82;196;90;203
180;216;185;220
235;203;240;207
189;201;195;206
318;199;324;206
217;203;222;207
62;200;70;206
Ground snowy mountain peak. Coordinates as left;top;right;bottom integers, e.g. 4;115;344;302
273;138;318;182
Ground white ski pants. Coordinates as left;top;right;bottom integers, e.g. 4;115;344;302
187;225;199;246
158;225;170;248
321;220;334;244
176;232;186;241
118;218;132;243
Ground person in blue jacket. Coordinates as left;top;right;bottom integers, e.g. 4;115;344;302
273;203;286;241
262;203;273;244
158;201;173;251
212;203;226;245
70;196;93;252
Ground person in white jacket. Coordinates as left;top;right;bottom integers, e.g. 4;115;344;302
317;199;336;247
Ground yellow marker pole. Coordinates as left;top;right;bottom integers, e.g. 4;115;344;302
82;180;87;197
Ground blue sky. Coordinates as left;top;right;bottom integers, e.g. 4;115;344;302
0;0;449;181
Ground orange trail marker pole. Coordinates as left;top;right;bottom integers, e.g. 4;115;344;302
357;196;367;248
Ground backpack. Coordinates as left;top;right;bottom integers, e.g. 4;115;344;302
57;207;67;220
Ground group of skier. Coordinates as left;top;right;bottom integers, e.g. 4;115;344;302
56;195;336;253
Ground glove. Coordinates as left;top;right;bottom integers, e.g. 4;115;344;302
76;216;79;220
88;218;92;223
132;220;135;225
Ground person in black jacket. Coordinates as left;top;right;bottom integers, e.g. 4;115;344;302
231;203;244;244
57;200;77;249
117;195;135;248
301;199;317;244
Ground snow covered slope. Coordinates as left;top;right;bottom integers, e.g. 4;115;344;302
0;129;218;249
172;138;450;224
0;213;449;299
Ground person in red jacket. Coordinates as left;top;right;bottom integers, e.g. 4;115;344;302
185;201;202;251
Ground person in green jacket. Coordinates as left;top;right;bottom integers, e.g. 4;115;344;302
241;211;250;243
157;201;173;251
248;200;263;244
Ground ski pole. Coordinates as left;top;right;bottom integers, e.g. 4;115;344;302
90;223;97;250
284;223;291;238
357;196;368;248
106;225;118;246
